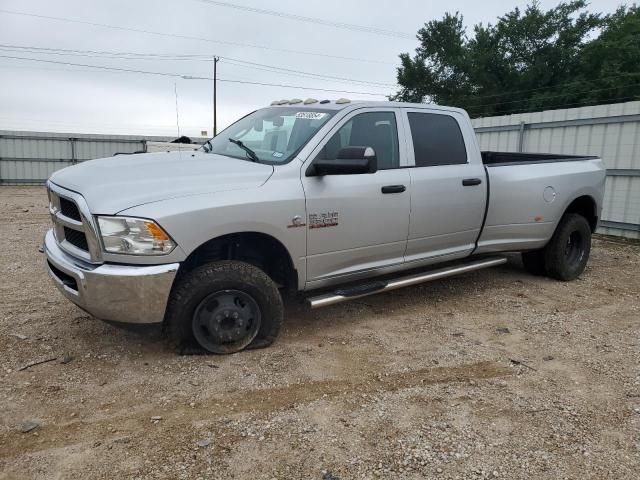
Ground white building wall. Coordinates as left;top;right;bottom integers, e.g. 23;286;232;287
0;130;203;185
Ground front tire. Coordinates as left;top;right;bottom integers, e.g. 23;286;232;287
543;213;592;281
166;261;283;354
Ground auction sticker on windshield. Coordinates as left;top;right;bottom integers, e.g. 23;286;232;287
295;112;327;120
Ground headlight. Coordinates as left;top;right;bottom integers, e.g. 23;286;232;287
97;216;176;255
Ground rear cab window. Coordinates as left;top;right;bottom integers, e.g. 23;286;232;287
406;112;468;167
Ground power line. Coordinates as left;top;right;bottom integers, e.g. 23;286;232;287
194;0;415;39
0;9;396;65
0;45;216;60
0;44;398;88
12;42;634;98
217;58;396;88
472;93;640;117
397;72;640;105
10;44;638;100
0;54;391;96
0;62;255;83
0;114;208;131
467;80;640;110
465;73;640;102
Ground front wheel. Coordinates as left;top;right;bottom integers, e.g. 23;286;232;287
166;261;283;354
543;213;592;281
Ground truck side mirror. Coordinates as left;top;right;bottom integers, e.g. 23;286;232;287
306;146;377;176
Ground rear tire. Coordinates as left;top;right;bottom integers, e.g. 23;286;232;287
543;213;592;281
166;261;283;354
521;250;547;276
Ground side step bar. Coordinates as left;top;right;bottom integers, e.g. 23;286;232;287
307;256;507;309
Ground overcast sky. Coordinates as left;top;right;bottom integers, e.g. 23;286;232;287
0;0;623;137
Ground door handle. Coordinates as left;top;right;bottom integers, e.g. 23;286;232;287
462;178;482;186
381;185;406;194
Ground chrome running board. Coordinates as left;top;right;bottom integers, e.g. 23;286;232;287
307;256;508;309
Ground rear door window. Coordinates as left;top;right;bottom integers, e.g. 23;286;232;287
407;112;467;167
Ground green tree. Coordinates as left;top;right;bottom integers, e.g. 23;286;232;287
394;1;640;117
577;5;640;105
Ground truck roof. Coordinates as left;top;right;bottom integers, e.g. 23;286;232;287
268;99;467;116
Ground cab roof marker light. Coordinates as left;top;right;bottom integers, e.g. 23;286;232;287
304;98;318;104
335;98;351;104
319;99;330;104
289;98;303;104
277;99;289;105
270;100;280;106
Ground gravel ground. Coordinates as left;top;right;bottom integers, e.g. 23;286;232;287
0;186;639;480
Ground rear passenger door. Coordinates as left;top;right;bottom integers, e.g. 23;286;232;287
401;109;487;263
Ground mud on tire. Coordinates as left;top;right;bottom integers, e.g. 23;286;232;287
165;260;283;354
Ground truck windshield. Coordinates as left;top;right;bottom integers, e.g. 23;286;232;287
203;107;336;164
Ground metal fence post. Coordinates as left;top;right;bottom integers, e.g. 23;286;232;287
517;121;526;152
69;138;77;164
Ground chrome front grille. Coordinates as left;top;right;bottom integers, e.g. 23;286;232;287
47;182;102;263
63;227;89;251
59;197;81;221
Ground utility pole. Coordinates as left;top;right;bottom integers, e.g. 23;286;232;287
213;56;220;136
174;82;180;138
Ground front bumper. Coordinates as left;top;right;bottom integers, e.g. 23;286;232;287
43;229;179;324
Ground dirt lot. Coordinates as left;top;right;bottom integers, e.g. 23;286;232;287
0;186;639;480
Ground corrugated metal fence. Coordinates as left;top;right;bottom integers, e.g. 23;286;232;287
0;130;182;185
473;101;640;239
2;101;639;238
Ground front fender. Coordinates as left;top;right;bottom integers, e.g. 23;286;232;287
119;172;307;289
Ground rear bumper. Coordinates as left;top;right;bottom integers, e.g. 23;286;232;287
43;229;179;324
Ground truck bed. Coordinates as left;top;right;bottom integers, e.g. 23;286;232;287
481;151;598;166
476;152;605;255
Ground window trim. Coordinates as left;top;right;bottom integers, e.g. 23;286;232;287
303;107;411;171
400;108;471;168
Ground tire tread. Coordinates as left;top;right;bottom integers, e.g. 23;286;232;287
543;213;591;281
165;260;283;353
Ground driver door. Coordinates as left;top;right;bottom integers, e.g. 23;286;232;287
302;108;411;286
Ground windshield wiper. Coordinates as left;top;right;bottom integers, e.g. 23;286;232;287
229;138;259;162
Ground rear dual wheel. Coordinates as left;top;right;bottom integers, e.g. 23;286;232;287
166;261;283;354
521;213;591;281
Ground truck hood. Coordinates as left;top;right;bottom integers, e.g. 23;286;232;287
49;151;274;214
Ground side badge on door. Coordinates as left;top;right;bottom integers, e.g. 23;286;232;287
309;211;339;229
287;215;306;228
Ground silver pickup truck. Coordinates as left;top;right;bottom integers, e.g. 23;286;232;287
43;100;606;353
